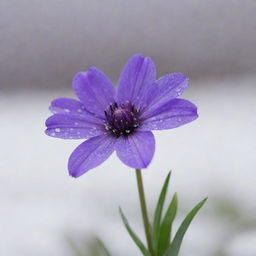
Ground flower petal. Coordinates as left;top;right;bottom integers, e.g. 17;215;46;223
68;135;116;177
45;113;105;139
49;97;90;115
72;67;116;117
117;54;156;109
144;73;188;113
116;131;155;169
140;99;198;131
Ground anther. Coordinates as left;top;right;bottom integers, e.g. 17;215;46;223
104;101;140;137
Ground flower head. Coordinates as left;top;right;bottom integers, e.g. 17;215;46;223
45;54;198;177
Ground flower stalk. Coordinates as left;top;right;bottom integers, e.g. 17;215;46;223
135;169;155;256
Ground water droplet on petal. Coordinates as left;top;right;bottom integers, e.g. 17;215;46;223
55;128;61;132
175;87;181;93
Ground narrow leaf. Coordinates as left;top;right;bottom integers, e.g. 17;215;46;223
66;238;85;256
158;193;178;256
119;207;151;256
152;172;171;250
95;238;112;256
164;198;207;256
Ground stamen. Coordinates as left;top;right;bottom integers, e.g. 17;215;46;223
104;101;140;137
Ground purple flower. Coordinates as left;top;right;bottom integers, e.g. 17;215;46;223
45;54;198;177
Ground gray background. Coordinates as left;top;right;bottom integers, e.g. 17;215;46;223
1;0;256;90
0;1;256;256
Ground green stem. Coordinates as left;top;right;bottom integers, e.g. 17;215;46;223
135;169;155;256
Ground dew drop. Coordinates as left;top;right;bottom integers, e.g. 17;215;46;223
64;109;70;113
55;128;61;132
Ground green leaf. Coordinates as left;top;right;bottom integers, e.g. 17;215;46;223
66;237;85;256
95;238;112;256
119;207;151;256
152;172;171;251
158;193;178;256
164;198;207;256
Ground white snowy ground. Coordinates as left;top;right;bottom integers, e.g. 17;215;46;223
1;76;256;256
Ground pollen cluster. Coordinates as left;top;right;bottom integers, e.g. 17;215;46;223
104;102;140;137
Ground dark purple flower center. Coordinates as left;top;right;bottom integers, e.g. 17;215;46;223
104;102;140;137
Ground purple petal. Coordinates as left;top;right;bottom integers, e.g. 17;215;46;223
117;54;156;109
68;135;116;177
45;113;105;139
49;97;94;115
72;67;115;117
140;99;198;131
144;73;188;113
116;131;155;169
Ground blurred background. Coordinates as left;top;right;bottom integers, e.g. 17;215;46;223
1;0;256;255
